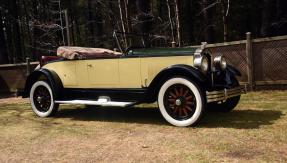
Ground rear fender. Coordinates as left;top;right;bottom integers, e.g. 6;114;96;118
22;69;63;98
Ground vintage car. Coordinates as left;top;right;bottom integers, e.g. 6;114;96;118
22;44;246;127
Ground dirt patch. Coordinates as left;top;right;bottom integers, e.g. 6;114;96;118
224;150;262;160
0;97;28;105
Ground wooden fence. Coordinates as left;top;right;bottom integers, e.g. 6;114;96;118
0;34;286;95
202;33;287;90
0;61;38;94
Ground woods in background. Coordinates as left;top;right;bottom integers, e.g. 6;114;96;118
0;0;287;64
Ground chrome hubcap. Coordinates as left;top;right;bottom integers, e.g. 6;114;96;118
175;99;182;106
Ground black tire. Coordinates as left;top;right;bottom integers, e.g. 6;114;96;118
157;77;205;127
207;78;240;112
30;81;59;117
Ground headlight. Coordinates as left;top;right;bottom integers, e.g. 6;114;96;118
214;56;227;70
194;56;209;72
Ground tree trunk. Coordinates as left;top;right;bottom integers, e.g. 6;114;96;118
9;0;23;63
94;3;103;47
276;0;287;35
87;0;95;47
118;0;128;48
0;11;9;64
166;0;175;46
124;0;132;46
174;0;181;47
182;0;193;45
136;0;152;47
220;0;228;42
201;0;215;43
261;0;272;37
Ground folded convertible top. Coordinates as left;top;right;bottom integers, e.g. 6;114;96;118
57;46;122;59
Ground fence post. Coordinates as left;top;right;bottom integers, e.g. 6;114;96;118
246;32;254;91
26;57;31;77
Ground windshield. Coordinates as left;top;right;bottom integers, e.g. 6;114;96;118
113;31;170;54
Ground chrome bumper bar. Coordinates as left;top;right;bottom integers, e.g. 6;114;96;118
206;85;247;103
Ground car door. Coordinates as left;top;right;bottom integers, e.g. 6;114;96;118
75;58;120;88
118;58;142;88
86;59;120;88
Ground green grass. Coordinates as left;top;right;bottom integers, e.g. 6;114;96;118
0;91;286;162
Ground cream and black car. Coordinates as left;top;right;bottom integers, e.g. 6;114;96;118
22;45;246;127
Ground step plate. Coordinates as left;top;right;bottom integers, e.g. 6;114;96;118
55;100;135;107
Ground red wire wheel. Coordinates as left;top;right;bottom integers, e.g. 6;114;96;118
163;84;197;121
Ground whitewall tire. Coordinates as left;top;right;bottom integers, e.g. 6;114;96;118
158;77;205;127
30;81;59;117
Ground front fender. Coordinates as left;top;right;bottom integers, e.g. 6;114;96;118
224;65;241;87
22;68;63;98
226;65;241;77
146;64;208;102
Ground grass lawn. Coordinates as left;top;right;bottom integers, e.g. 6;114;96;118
0;91;286;162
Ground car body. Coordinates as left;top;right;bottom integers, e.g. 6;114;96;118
22;45;246;127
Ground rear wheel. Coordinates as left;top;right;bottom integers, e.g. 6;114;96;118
158;77;205;127
30;81;59;117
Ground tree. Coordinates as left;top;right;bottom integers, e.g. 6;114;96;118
200;0;216;43
174;0;181;46
0;10;9;64
261;0;272;37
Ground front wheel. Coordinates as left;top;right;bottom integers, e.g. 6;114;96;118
30;81;59;117
158;77;205;127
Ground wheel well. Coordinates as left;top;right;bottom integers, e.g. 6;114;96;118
147;69;207;103
23;69;63;98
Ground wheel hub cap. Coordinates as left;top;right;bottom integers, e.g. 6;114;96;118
175;99;182;106
37;96;43;103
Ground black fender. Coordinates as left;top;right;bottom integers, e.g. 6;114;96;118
22;68;63;98
145;64;208;102
224;65;241;87
226;65;241;77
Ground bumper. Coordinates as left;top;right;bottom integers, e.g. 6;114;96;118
206;85;247;103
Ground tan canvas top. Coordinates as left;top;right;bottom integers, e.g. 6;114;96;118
57;46;122;60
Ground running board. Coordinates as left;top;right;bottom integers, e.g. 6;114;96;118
55;100;136;107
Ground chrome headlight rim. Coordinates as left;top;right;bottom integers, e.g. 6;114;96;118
194;55;209;73
214;55;227;70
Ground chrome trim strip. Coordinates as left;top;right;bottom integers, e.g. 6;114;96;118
206;86;246;103
55;100;135;107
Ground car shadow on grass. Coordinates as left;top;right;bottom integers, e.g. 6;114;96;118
201;109;283;129
55;106;283;129
56;106;167;126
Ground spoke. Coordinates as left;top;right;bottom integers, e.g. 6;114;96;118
186;95;193;100
168;98;176;103
186;101;195;106
182;108;188;116
173;107;179;114
185;106;193;111
169;105;175;109
169;92;177;98
178;108;182;117
179;87;184;96
174;88;180;96
183;90;189;97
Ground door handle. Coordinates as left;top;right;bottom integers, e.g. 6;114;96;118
87;64;93;68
